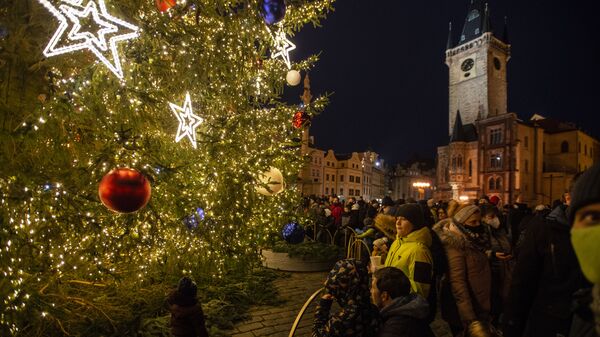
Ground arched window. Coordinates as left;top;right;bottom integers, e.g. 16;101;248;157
561;141;569;153
452;157;456;169
468;159;473;177
458;155;463;168
489;177;495;190
496;178;502;191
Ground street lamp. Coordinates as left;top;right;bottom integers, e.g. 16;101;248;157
412;182;431;200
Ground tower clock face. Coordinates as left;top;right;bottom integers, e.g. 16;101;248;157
461;58;474;72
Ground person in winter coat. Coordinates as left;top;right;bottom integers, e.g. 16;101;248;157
503;176;589;337
569;163;600;337
371;267;431;337
349;203;361;229
434;205;494;337
480;205;514;325
384;204;433;299
167;277;209;337
330;198;343;227
312;259;381;337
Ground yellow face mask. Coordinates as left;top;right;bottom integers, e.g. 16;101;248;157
571;225;600;284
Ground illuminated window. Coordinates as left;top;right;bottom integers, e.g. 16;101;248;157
490;128;502;145
350;176;355;183
490;154;502;169
356;177;361;184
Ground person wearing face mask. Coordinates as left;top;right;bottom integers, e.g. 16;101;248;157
569;163;600;337
480;205;514;327
434;205;496;337
503;174;589;337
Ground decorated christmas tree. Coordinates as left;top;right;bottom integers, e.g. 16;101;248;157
0;0;332;335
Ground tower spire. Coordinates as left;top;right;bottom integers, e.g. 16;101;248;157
446;22;454;50
502;16;510;43
483;3;491;33
301;73;312;106
451;110;466;142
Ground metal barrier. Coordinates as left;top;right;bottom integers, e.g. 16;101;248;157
288;287;323;337
347;235;371;260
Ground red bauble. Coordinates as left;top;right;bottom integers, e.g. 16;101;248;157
292;111;310;129
99;168;151;213
156;0;176;12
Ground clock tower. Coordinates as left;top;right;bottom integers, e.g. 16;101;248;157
445;1;511;135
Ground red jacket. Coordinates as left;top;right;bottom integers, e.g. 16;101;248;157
330;204;343;226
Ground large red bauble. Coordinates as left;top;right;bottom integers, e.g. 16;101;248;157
292;110;310;129
99;168;151;213
156;0;176;12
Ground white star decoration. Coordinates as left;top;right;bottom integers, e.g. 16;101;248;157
37;0;139;79
169;92;204;149
270;27;296;69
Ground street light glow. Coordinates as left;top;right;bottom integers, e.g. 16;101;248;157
412;182;431;188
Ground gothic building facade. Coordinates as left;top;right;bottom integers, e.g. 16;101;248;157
436;1;599;205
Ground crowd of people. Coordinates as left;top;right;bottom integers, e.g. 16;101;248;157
308;163;600;337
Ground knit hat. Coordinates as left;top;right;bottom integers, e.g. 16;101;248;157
569;163;600;224
394;204;425;230
453;205;480;225
489;195;500;206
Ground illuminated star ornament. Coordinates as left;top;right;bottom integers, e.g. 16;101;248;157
169;92;204;149
37;0;139;79
270;27;296;69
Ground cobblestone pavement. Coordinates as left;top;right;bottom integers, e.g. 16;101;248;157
229;271;452;337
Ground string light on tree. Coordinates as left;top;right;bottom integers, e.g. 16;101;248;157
270;26;296;69
169;92;204;149
37;0;139;79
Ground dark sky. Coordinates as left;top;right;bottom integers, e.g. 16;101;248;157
284;0;600;165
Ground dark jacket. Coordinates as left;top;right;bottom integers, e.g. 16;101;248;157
569;287;599;337
167;291;209;337
434;221;491;326
378;294;431;337
504;205;589;337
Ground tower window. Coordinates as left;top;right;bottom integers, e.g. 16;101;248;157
468;159;473;177
490;154;502;169
489;177;495;190
490;128;503;145
496;178;502;191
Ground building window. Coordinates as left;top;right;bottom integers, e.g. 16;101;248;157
468;160;473;177
349;189;354;196
340;188;344;195
489;177;495;190
561;141;569;153
341;163;345;168
496;177;502;190
452;157;457;169
340;175;344;182
524;136;529;148
325;187;329;195
490;128;503;145
356;177;361;184
490;154;502;169
326;174;329;181
350;176;355;183
525;160;529;173
332;175;335;182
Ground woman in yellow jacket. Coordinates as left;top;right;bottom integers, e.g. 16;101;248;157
384;204;434;299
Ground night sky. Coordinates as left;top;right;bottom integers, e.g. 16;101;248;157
284;0;600;165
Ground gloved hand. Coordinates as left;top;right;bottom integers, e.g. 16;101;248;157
466;320;492;337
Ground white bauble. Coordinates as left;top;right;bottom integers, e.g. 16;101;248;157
256;167;285;196
286;70;301;86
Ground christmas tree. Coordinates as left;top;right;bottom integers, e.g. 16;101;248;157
0;0;332;335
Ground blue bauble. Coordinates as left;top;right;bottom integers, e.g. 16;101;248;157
282;222;305;244
261;0;286;25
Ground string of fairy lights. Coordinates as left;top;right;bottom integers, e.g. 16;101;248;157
0;0;333;334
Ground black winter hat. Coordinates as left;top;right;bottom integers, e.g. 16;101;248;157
569;163;600;224
178;276;197;297
382;196;394;207
395;204;425;230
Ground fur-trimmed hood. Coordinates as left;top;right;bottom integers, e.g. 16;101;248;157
374;214;397;240
433;220;469;250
